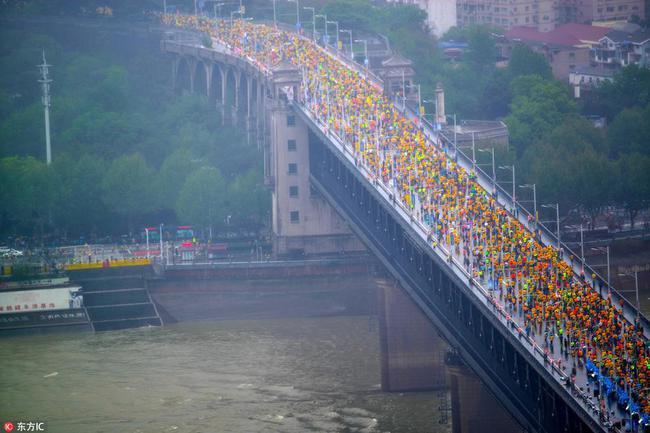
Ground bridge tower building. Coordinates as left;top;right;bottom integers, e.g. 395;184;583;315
267;62;364;256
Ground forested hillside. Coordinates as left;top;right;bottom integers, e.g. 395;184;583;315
0;19;269;242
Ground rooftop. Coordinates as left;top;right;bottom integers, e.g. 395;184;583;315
505;23;611;47
603;29;650;44
571;65;616;77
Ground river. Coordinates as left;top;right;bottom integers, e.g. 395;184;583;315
1;316;451;433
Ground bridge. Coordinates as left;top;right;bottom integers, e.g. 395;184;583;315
159;14;649;433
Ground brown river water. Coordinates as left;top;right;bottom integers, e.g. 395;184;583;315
1;316;451;433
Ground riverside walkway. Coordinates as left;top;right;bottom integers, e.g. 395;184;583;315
163;13;649;431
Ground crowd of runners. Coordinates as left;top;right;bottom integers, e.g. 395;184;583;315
162;13;650;426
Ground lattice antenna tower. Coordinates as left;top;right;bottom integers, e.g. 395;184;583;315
37;49;53;165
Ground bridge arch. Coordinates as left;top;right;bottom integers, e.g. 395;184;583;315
238;73;250;115
193;60;209;98
210;63;224;104
175;56;193;94
223;66;239;110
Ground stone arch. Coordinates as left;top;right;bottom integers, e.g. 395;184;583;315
210;63;224;103
176;57;192;94
194;61;209;98
224;67;238;109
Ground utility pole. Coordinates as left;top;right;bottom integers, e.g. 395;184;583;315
580;223;585;273
273;0;277;27
38;50;52;165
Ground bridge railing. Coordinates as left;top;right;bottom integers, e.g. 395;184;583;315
161;16;620;427
396;97;650;336
256;19;385;87
292;100;607;426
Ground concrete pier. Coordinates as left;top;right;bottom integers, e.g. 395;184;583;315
377;278;447;391
447;357;524;433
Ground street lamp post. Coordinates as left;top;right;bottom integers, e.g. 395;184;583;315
326;21;339;50
288;0;300;29
145;228;150;259
498;165;516;210
230;10;242;25
580;224;585;273
354;39;368;68
471;132;476;173
340;29;352;58
215;2;228;19
159;224;164;261
542;203;560;250
519;183;537;231
443;113;457;158
619;270;640;322
272;0;277;26
303;7;315;38
478;147;495;191
592;245;610;297
315;14;327;42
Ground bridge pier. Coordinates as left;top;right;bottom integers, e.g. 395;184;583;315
220;68;227;125
447;357;524;433
377;277;447;391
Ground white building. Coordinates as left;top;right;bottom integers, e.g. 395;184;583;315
386;0;457;37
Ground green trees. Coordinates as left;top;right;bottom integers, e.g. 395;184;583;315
505;75;577;156
607;104;650;157
616;154;650;228
0;25;269;241
587;65;650;119
176;167;227;230
102;154;159;232
507;44;552;80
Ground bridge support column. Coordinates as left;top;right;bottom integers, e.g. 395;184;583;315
377;278;447;391
257;81;265;150
246;77;253;145
233;70;241;124
204;63;212;99
220;68;227;125
447;359;523;433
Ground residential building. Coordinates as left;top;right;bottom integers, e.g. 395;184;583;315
569;65;615;97
456;0;558;31
593;29;650;68
385;0;457;37
500;23;611;80
568;0;645;24
454;0;643;31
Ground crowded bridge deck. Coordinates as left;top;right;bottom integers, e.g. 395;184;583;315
161;13;649;432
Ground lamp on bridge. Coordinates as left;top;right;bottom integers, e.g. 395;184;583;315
354;39;369;69
618;270;640;322
498;164;516;211
477;147;496;192
303;7;315;39
326;21;339;51
315;14;327;44
590;245;611;297
519;183;537;232
287;0;300;30
339;29;353;59
541;203;560;250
